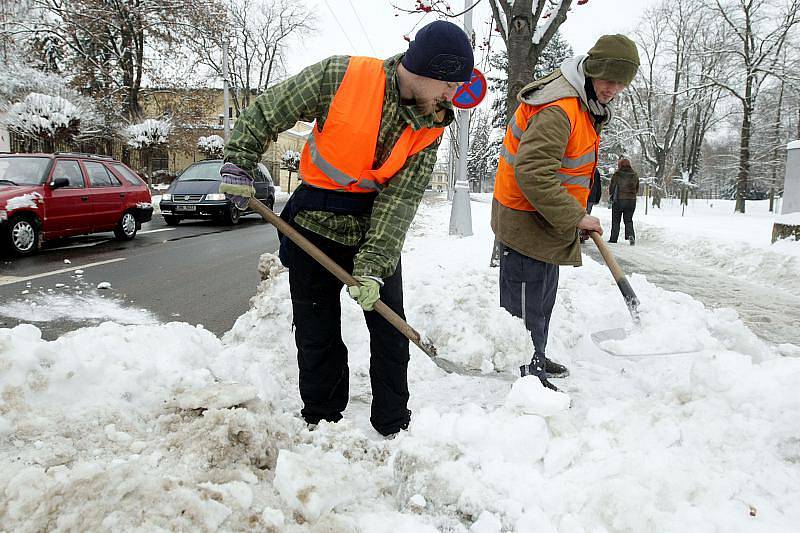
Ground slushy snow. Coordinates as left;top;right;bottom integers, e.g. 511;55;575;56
1;195;798;531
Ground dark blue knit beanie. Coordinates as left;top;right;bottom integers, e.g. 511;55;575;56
401;20;474;82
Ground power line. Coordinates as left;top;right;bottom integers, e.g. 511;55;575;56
347;0;377;55
323;0;360;54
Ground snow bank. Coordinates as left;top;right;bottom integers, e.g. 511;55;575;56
594;198;800;291
1;194;799;531
0;292;157;324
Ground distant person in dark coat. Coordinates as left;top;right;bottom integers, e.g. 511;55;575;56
608;158;639;245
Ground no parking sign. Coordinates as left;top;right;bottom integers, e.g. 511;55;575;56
452;68;487;109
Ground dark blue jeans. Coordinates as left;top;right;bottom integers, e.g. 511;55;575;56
499;245;559;373
281;224;410;436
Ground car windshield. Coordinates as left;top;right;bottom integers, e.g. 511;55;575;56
0;157;51;186
177;162;222;181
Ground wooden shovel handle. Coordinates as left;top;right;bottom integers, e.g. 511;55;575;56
248;197;438;358
589;231;641;324
589;231;625;282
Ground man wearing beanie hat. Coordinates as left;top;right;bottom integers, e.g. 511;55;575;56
218;20;473;437
491;34;639;391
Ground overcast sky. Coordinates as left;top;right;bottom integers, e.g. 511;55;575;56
287;0;661;75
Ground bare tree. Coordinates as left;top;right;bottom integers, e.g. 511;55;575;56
11;0;223;120
190;0;314;116
622;0;732;206
706;0;800;212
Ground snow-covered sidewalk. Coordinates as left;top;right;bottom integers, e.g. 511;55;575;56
1;194;799;531
592;198;800;292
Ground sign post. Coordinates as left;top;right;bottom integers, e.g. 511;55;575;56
449;62;487;236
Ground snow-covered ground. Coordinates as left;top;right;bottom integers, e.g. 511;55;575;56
1;194;799;531
595;198;800;290
586;198;800;347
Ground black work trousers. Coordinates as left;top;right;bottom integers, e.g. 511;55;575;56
498;245;559;375
281;224;410;436
610;199;637;242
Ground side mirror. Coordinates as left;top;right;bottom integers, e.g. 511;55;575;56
50;177;70;189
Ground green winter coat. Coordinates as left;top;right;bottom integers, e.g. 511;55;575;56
491;56;609;266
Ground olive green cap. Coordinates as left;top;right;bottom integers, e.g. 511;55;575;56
584;34;640;85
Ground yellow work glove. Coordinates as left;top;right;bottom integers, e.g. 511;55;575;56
347;276;383;311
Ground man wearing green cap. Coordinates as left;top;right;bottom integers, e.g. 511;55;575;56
491;35;640;391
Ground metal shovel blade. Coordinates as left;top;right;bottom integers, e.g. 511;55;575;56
591;327;703;357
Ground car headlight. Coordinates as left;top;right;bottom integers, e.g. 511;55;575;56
161;193;172;201
205;193;226;201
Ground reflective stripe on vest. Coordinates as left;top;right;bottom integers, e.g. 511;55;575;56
299;56;444;194
493;96;598;212
307;134;384;192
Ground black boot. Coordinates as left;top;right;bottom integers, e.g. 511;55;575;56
519;361;561;392
544;357;570;379
629;236;635;246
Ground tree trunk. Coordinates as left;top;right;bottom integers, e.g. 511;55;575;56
734;103;752;213
769;77;785;212
505;5;535;120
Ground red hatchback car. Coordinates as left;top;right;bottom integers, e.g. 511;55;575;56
0;153;154;256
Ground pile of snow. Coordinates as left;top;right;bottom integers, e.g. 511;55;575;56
1;194;799;530
124;119;172;149
0;292;155;324
596;198;800;290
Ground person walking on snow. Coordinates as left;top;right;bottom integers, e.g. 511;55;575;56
218;21;473;437
491;35;640;390
608;158;640;245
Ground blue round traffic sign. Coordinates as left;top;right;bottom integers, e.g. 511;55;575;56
453;68;487;109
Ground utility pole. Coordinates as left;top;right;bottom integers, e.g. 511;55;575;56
448;0;474;237
222;31;231;141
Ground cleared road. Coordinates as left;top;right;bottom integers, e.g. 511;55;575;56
0;202;285;339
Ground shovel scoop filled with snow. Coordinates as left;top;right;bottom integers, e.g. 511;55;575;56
592;324;705;357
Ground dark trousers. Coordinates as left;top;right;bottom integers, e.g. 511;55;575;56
499;245;559;373
281;225;410;436
610;199;637;242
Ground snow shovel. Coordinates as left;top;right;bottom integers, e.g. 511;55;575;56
588;232;700;357
248;197;464;373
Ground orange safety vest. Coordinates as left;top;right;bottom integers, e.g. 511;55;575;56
299;56;445;194
493;97;598;211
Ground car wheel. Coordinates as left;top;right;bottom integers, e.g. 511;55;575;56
163;215;181;226
266;196;275;211
114;211;138;240
5;214;40;256
226;206;241;225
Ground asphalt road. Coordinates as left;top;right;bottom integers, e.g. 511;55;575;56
0;200;286;340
